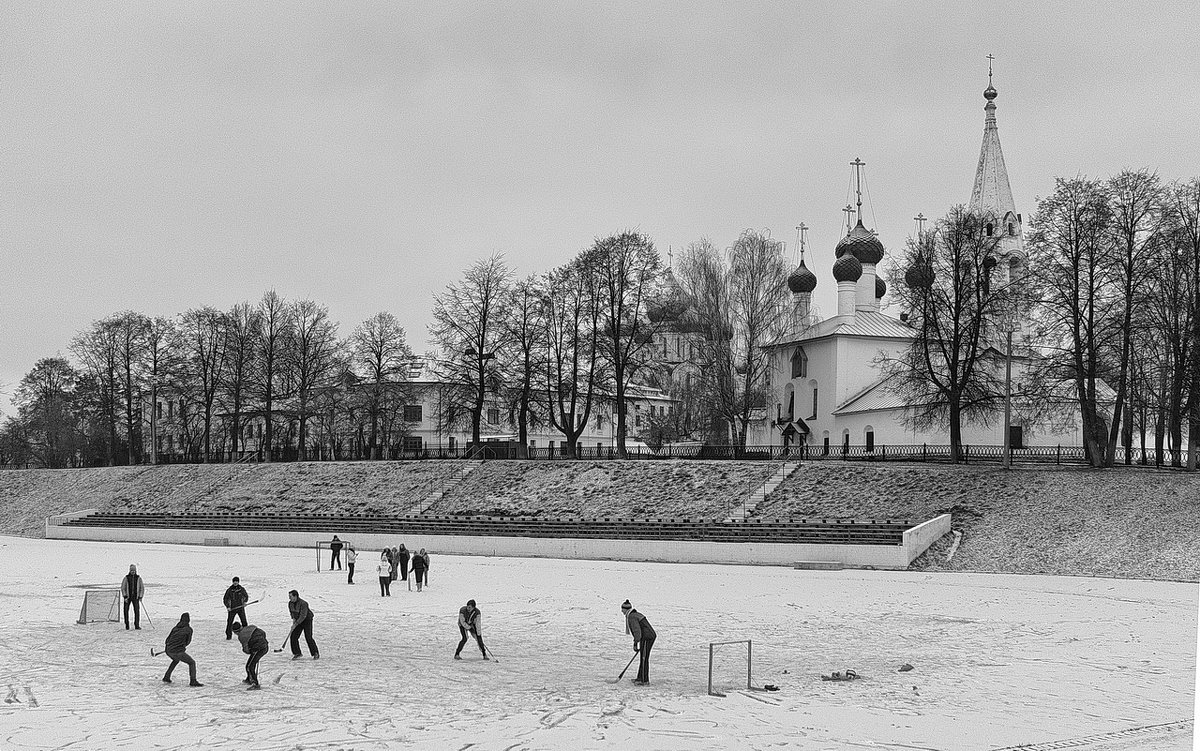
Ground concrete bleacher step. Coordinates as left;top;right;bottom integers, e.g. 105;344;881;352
724;461;803;522
793;560;844;571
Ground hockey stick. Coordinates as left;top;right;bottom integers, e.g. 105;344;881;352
226;595;265;612
142;603;154;629
272;621;304;653
483;645;498;663
606;652;639;683
150;647;166;657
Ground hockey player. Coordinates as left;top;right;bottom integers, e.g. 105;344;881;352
453;599;488;660
231;622;268;690
377;552;392;596
120;564;144;630
287;590;319;659
223;576;250;639
621;600;657;685
162;612;203;686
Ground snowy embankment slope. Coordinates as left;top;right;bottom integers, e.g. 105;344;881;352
3;461;1200;580
0;537;1194;750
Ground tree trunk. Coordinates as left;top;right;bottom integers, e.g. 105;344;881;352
948;398;963;463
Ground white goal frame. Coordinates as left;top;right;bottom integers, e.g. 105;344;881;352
708;639;753;697
77;589;122;625
315;539;351;571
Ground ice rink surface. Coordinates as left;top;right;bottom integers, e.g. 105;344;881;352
0;536;1195;750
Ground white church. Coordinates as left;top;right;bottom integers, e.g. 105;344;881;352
756;78;1090;454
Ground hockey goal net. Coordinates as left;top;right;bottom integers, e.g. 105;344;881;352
708;639;753;696
77;589;121;624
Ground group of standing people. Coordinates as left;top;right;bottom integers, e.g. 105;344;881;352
375;544;430;595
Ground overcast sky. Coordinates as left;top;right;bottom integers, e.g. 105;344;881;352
2;2;1198;418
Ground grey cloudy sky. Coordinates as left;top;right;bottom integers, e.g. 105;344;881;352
2;1;1198;417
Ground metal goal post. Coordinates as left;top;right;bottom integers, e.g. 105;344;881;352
708;639;752;697
315;539;351;572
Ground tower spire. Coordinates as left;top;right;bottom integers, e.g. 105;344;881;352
969;59;1017;220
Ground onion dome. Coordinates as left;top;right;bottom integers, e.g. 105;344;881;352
984;84;998;101
834;220;885;265
787;259;818;293
875;276;887;299
832;253;862;283
905;259;934;289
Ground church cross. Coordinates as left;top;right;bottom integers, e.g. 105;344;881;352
914;212;927;235
986;53;995;85
842;204;856;234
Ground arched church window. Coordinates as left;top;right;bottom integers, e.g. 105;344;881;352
1008;223;1015;236
865;425;875;452
791;347;808;379
986;223;994;237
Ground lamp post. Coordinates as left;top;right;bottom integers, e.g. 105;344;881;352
1000;301;1018;469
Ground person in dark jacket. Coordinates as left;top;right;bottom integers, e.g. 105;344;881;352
232;622;268;690
389;546;400;582
622;600;657;685
329;535;344;570
287;590;319;659
223;576;250;639
120;564;144;630
162;612;202;686
453;599;488;660
411;549;428;592
397;544;411;581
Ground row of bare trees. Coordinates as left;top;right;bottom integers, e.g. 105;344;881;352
887;171;1199;468
3;294;414;468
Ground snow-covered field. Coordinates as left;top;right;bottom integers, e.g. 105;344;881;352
0;536;1195;751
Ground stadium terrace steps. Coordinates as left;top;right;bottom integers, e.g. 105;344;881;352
59;512;911;545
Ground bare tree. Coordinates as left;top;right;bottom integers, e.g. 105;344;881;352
585;231;662;457
500;277;549;455
677;231;789;449
1103;169;1165;464
145;316;180;465
429;255;513;447
71;317;121;465
542;257;604;455
1026;177;1116;467
219;303;260;459
350;312;413;459
251;290;292;461
287;299;341;461
14;357;81;468
179;307;228;462
1167;178;1200;470
884;207;1009;461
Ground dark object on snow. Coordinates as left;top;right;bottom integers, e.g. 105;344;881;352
821;669;859;681
763;684;779;691
899;663;914;672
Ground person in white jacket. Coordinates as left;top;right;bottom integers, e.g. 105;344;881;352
454;599;487;660
377;553;392;597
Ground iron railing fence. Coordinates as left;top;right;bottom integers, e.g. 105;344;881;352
132;442;1197;468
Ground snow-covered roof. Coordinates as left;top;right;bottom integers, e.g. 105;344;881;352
767;310;914;350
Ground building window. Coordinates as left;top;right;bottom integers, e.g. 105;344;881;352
986;223;994;236
595;414;604;431
403;405;423;423
865;428;875;452
487;408;500;425
822;433;830;456
1008;222;1015;236
842;431;850;454
155;402;162;420
167;401;174;420
810;387;818;418
791;347;808;379
403;436;422;451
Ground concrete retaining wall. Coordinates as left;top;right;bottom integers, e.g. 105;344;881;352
45;514;952;569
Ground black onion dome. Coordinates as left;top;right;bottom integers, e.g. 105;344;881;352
984;84;998;101
832;254;863;283
875;276;887;298
787;259;818;293
834;221;884;265
905;261;934;289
